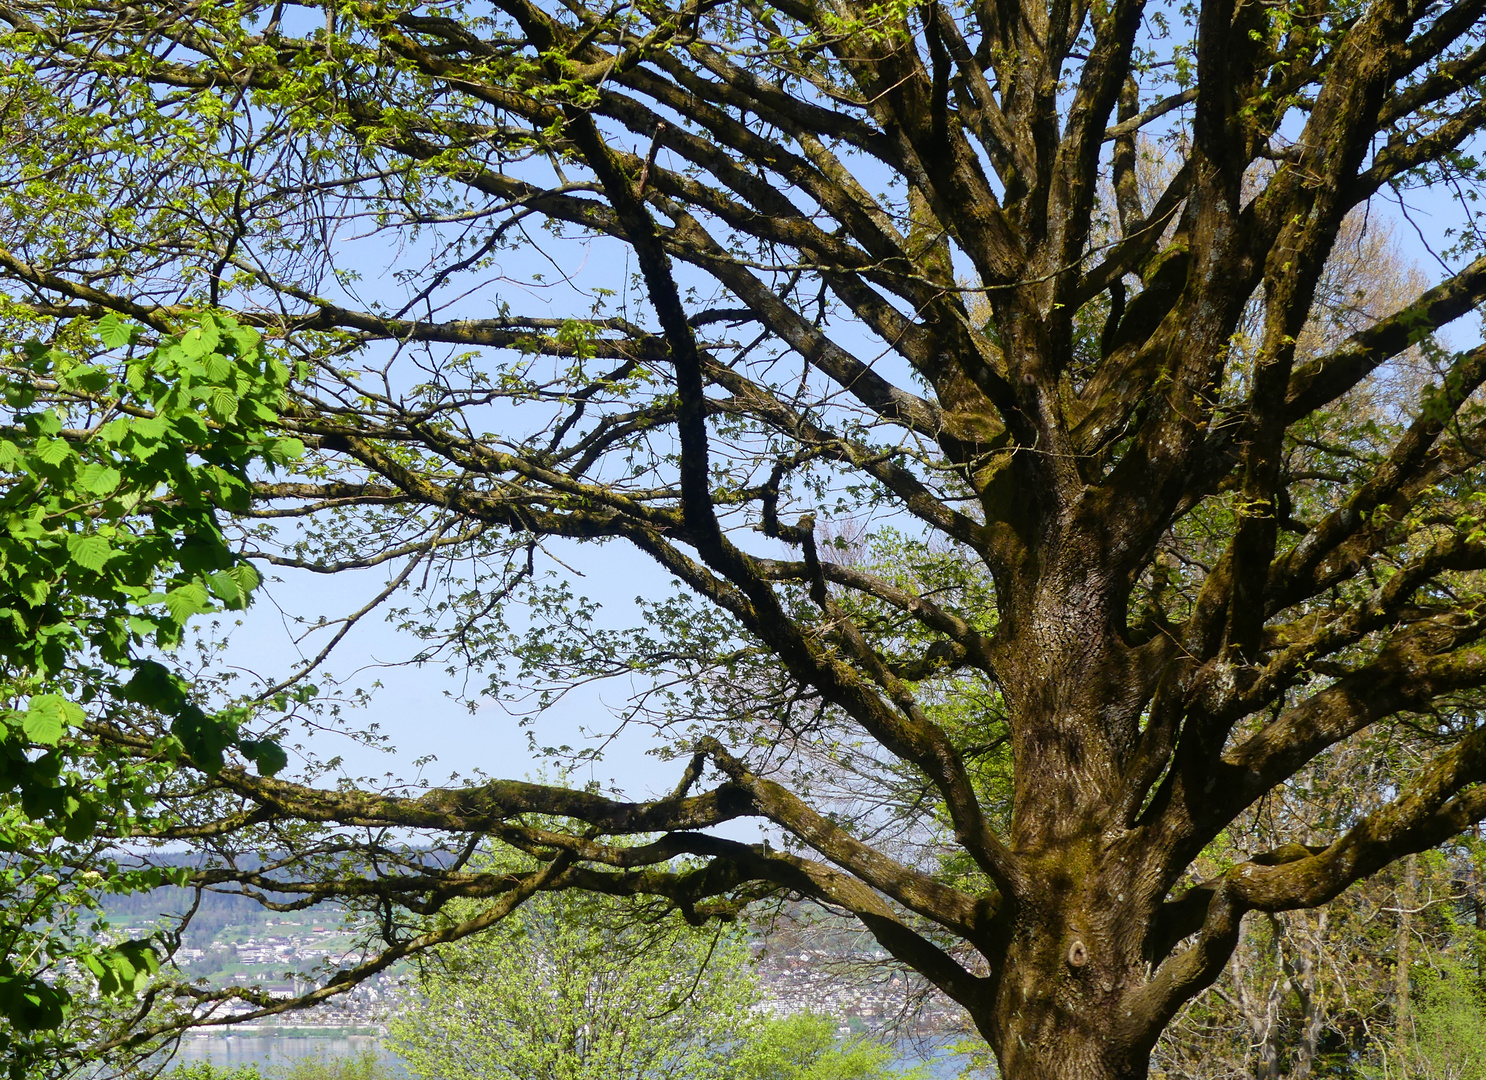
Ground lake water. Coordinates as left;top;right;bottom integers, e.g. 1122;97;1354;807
172;1034;409;1076
169;1031;981;1078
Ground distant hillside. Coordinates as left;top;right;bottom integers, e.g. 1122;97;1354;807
98;853;341;942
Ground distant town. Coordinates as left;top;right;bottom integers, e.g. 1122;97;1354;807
104;898;961;1040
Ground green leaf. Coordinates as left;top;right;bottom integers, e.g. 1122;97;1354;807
127;614;158;637
79;956;107;982
110;940;159;993
203;349;234;383
0;973;69;1032
77;462;122;495
171;704;234;774
32;439;74;467
15;576;50;606
224;324;260;357
163;580;211;624
179;534;230;574
227;561;261;597
98;417;132;446
178;317;220;359
207;386;239;424
65;533;112;573
59;797;97;843
241;738;289;777
96;314;133;349
120;660;186;710
88;940;159;997
65;364;111;394
129;414;168;442
21;696;80;746
206;567;246;608
209;466;251;512
266;436;304;463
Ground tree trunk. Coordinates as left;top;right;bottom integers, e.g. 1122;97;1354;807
984;859;1158;1080
981;543;1165;1079
989;982;1153;1080
1394;853;1417;1079
1230;917;1283;1080
1290;911;1327;1080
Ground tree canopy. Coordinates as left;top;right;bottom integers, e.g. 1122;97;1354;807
2;0;1486;1076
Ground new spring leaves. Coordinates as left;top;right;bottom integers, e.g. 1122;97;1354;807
0;314;295;1037
0;312;297;771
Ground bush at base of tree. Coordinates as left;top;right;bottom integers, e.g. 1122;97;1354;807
1407;962;1486;1080
732;1013;927;1080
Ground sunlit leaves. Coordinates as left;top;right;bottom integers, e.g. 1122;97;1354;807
0;313;295;1052
78;940;160;999
387;864;912;1080
14;696;80;747
0;313;292;672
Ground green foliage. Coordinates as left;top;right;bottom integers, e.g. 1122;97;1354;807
732;1013;926;1080
164;1065;266;1080
390;872;914;1080
0;312;296;785
164;1051;398;1080
272;1053;399;1080
0;313;294;1068
390;884;758;1080
1410;963;1486;1080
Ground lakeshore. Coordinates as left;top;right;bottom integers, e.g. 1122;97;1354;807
170;1027;977;1078
172;1031;407;1077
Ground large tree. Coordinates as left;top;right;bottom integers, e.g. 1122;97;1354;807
2;0;1486;1076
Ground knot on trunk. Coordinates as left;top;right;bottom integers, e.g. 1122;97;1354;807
1067;939;1089;968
